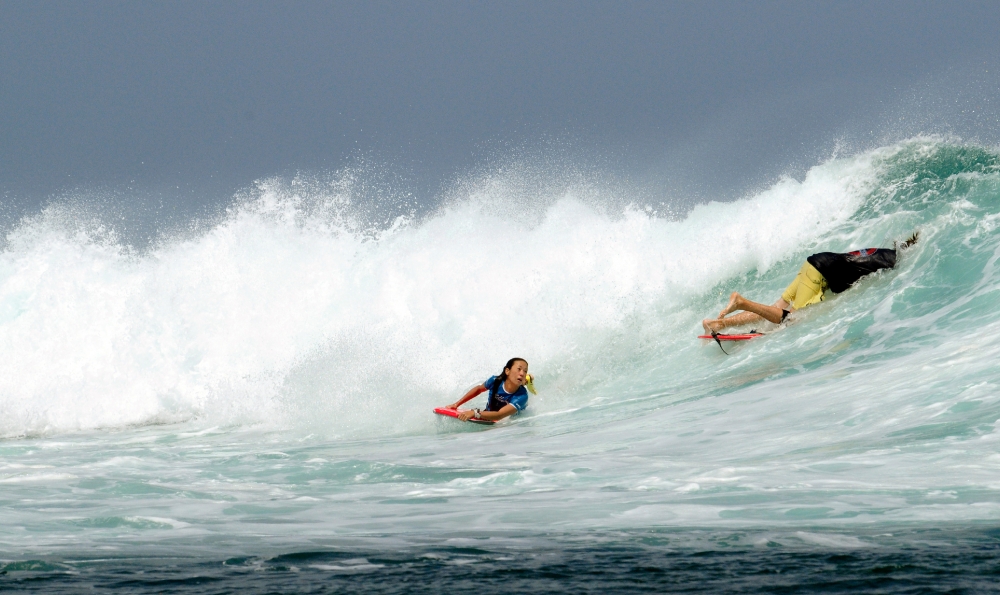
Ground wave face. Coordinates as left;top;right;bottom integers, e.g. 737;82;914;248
4;137;996;436
0;138;881;437
2;137;1000;553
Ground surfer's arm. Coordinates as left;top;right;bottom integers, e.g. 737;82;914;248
445;385;487;410
457;404;517;422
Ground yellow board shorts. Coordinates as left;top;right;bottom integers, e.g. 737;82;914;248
781;262;828;310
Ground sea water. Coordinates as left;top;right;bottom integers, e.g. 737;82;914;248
2;137;1000;592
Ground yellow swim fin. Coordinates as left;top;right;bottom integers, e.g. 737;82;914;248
524;373;537;395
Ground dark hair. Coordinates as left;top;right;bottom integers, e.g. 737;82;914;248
897;231;919;250
490;357;528;399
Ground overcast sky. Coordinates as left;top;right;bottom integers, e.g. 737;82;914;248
2;0;1000;210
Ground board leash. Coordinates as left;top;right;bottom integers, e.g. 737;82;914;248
710;331;729;355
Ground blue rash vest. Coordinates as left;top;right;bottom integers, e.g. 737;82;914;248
483;376;529;413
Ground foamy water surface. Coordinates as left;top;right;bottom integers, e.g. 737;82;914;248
2;138;1000;579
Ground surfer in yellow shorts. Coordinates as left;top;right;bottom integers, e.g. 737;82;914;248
701;233;918;334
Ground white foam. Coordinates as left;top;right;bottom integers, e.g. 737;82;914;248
0;147;880;438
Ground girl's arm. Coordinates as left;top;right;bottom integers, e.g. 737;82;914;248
456;404;517;422
445;385;487;409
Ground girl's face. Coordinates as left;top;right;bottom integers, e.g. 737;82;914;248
506;360;529;385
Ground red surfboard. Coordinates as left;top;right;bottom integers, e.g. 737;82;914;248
433;407;496;425
697;333;764;341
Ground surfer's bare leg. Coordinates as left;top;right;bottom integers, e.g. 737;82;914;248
702;311;762;333
703;294;793;332
717;292;787;324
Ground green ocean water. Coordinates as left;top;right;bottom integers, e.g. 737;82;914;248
2;137;1000;591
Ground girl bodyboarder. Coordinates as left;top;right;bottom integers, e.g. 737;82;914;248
443;358;536;422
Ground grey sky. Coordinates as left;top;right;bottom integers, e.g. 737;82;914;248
2;1;1000;211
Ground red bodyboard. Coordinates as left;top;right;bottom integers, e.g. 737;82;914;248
698;333;765;341
433;407;495;425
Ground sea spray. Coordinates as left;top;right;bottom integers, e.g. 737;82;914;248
0;140;882;438
0;138;1000;573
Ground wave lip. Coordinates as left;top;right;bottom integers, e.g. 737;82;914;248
1;137;997;439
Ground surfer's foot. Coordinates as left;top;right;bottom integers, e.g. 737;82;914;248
702;318;723;334
718;292;743;318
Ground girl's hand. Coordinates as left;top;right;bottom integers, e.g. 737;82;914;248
456;409;475;421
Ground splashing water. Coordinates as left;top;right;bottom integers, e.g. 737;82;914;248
2;138;1000;587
